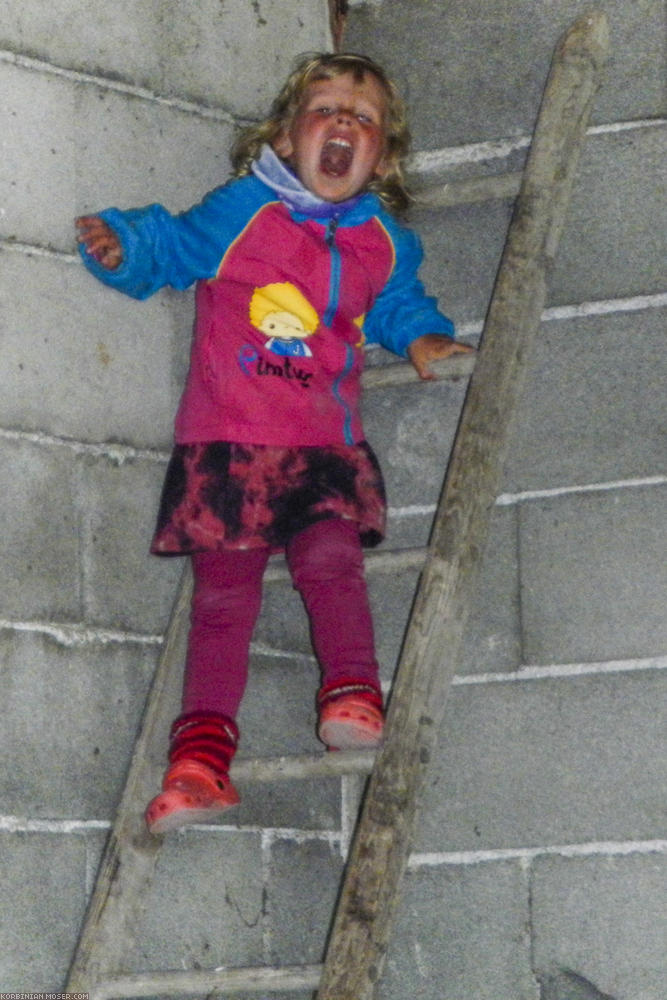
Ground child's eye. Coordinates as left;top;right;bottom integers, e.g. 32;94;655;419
315;106;334;116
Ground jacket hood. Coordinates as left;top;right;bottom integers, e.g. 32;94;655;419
251;144;367;221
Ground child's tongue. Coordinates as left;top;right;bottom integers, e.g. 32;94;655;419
320;140;352;177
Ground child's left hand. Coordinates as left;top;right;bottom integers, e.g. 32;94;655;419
408;333;476;381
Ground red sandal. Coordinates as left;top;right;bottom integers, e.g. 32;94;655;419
317;682;384;751
145;711;240;834
145;758;239;835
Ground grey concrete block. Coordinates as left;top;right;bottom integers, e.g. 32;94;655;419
0;251;188;447
267;837;343;964
254;569;314;660
369;506;521;681
460;505;521;675
412;195;511;328
234;774;342;835
519;485;667;663
362;370;468;509
146;4;331;117
0;832;88;990
380;860;535;1000
1;1;173;102
73;83;236;229
383;508;432;550
531;852;667;999
0;62;235;252
370;562;420;683
0;436;81;621
80;452;182;634
238;653;321;757
503;307;667;493
0;630;156;819
0;2;330;118
549;125;667;308
127;828;265;974
417;670;667;852
346;0;666;147
0;64;76;249
412;125;667;326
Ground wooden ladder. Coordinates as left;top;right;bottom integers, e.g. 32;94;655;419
65;12;608;999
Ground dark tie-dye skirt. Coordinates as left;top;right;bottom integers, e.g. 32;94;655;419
150;440;387;555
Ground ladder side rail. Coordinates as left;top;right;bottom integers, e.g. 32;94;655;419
316;12;610;1000
66;566;193;990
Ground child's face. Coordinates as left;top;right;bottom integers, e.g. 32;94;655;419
274;71;388;203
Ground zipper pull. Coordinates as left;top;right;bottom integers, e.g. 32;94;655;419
326;218;339;246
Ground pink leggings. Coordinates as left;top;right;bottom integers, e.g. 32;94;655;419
182;518;380;720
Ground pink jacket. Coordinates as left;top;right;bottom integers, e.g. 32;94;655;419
81;173;454;446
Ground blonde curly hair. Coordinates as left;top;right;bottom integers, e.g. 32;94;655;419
231;52;411;214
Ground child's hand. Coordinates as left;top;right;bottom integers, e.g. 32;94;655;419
75;215;123;270
408;333;476;381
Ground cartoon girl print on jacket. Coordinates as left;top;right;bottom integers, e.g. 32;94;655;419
249;282;319;357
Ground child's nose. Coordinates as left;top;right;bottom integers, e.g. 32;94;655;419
336;106;354;124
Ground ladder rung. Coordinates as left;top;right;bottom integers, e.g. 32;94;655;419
359;545;428;573
264;544;427;582
412;170;523;209
94;962;322;999
362;350;475;390
232;748;375;784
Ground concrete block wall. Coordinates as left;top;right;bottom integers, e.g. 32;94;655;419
1;3;665;999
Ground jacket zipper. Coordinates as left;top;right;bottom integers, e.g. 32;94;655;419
323;218;354;444
323;218;341;327
332;344;355;444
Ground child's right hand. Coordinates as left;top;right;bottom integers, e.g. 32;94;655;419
408;333;476;381
75;215;123;270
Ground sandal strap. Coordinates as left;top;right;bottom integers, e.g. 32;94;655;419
317;679;383;712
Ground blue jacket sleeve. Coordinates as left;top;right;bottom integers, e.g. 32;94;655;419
363;219;454;357
77;179;262;300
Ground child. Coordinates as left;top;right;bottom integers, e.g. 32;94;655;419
76;52;473;835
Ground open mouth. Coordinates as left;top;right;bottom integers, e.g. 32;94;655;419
320;138;353;177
